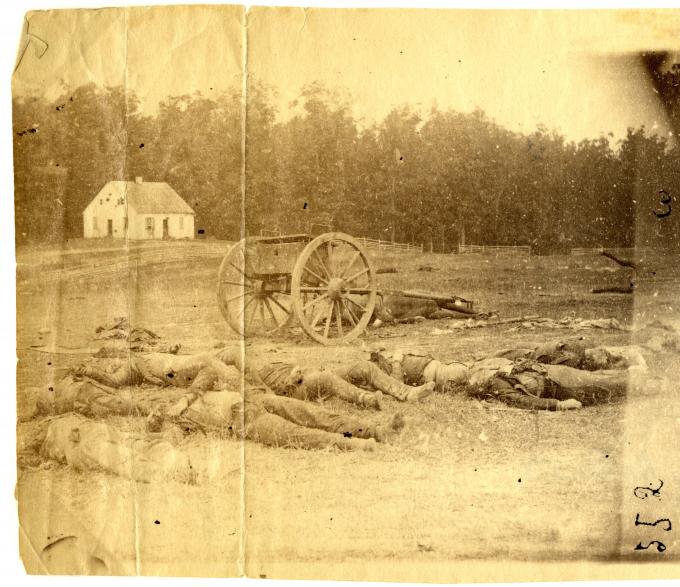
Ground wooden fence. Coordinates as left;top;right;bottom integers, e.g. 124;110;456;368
457;244;532;255
355;237;424;253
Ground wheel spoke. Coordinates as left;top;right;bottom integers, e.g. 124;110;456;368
326;241;334;276
221;279;254;289
223;291;249;304
345;288;373;295
323;302;334;339
342;299;359;326
269;295;292;315
229;262;256;281
300;286;329;293
259;299;267;328
310;299;329;329
346;296;367;315
339;250;361;279
237;295;256;321
246;300;258;331
335;301;344;338
263;298;281;329
312;249;331;280
302;265;328;286
344;266;369;285
302;292;329;312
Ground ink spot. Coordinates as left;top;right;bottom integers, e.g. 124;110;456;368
139;143;144;149
303;202;308;209
518;478;522;483
167;372;174;378
605;454;609;458
56;104;65;111
47;362;52;366
17;128;38;137
343;432;352;438
48;387;53;392
198;229;205;235
154;520;160;525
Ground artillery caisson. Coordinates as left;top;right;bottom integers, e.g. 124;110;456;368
217;232;378;345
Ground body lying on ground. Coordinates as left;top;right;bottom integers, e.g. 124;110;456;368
256;358;434;409
77;348;247;391
493;338;647;370
371;295;466;324
370;339;650;410
77;347;435;409
26;380;406;482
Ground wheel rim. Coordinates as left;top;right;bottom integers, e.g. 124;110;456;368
291;232;376;345
217;238;293;336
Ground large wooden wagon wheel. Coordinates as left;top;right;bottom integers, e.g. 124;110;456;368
217;238;293;336
291;232;377;345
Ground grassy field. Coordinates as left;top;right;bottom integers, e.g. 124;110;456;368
15;241;680;578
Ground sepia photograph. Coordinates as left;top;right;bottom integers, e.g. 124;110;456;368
10;3;680;580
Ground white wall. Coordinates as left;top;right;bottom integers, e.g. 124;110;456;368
84;184;195;240
128;211;195;240
83;186;127;238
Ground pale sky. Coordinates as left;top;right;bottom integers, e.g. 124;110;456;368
12;7;680;140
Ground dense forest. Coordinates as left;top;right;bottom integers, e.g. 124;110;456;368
12;74;680;252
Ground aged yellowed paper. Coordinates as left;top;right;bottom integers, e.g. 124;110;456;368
13;5;680;580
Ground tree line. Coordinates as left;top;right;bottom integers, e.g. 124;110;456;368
13;78;680;252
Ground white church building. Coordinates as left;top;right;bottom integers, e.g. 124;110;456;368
83;178;195;240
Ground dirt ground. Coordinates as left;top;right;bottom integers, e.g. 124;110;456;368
15;241;680;577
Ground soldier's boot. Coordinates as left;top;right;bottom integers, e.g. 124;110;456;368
404;381;436;402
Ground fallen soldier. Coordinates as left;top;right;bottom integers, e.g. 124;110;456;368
464;358;628;410
24;386;405;482
256;358;435;409
38;413;194;483
76;347;248;391
370;344;642;410
152;385;405;450
75;347;434;409
493;338;647;371
31;375;189;419
93;317;181;355
372;295;470;324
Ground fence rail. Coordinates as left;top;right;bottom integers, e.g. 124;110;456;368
355;237;423;253
457;244;532;255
